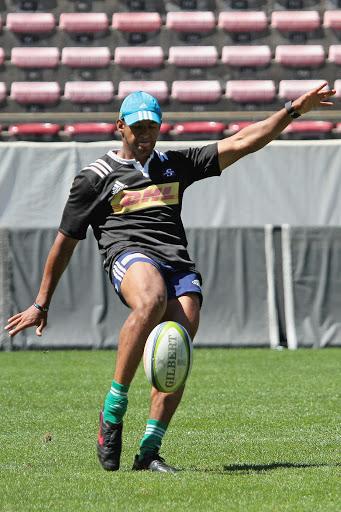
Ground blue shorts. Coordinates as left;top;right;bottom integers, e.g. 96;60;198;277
111;251;202;308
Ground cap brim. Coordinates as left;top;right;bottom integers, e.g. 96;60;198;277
123;111;162;126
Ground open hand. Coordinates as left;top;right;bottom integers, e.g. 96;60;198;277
293;81;336;115
4;305;47;338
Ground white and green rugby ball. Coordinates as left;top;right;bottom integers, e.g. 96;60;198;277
143;321;193;393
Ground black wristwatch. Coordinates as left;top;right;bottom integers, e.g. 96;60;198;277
285;100;301;119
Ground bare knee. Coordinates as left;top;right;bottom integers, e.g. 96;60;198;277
132;291;167;328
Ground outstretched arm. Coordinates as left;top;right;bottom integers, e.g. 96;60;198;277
4;231;79;338
217;82;336;172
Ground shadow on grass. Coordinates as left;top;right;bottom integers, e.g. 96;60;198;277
188;462;340;473
223;462;341;473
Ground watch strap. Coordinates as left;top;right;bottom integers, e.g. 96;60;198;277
285;100;301;119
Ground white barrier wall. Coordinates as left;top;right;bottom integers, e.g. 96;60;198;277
1;141;341;349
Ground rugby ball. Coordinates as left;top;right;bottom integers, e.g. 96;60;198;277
143;321;193;393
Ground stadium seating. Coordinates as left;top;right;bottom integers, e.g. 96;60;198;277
64;122;116;141
275;45;325;67
166;11;216;32
118;81;168;102
112;12;162;32
11;47;60;68
59;13;109;33
335;80;341;98
168;46;218;67
0;82;6;102
61;47;111;68
114;46;164;68
6;13;56;33
329;45;341;65
228;121;255;133
10;82;61;103
226;80;276;103
218;11;268;32
0;2;338;139
64;81;114;103
271;11;321;32
281;120;335;139
0;48;5;66
8;122;61;140
218;11;269;44
278;79;328;100
173;121;226;140
171;80;222;102
222;46;271;67
323;11;341;31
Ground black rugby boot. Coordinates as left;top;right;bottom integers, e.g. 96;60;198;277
97;408;123;471
132;449;179;473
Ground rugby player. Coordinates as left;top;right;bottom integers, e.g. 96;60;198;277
5;83;335;472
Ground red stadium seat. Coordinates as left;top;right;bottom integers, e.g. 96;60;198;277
0;15;2;30
112;12;162;32
61;47;111;67
6;13;56;33
64;122;116;141
0;48;5;66
114;47;164;68
64;81;114;102
10;82;60;103
118;81;168;102
283;121;334;133
173;121;225;134
59;13;109;33
9;123;61;134
173;121;226;140
168;46;218;67
166;11;216;32
222;46;271;67
11;47;60;68
323;11;341;30
171;81;221;102
228;121;255;133
64;123;116;134
275;45;325;67
226;80;276;102
0;82;6;102
335;80;341;98
159;123;172;134
218;12;268;32
271;11;321;31
278;79;328;100
329;45;341;65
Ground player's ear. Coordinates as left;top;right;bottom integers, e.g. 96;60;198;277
116;118;125;137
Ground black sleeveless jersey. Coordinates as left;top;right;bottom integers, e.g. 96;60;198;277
59;143;221;277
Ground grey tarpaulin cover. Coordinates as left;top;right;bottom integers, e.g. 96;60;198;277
1;140;341;349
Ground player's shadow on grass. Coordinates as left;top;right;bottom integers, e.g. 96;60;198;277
223;462;341;473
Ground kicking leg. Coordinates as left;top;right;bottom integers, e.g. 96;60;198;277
98;260;168;471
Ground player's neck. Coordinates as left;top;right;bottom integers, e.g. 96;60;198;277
116;148;150;166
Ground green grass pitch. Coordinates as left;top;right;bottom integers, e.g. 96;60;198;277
0;348;340;512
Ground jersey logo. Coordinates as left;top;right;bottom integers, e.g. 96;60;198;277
163;168;175;178
110;180;127;197
111;182;179;215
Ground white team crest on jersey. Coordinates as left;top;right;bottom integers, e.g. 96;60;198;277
111;180;127;197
